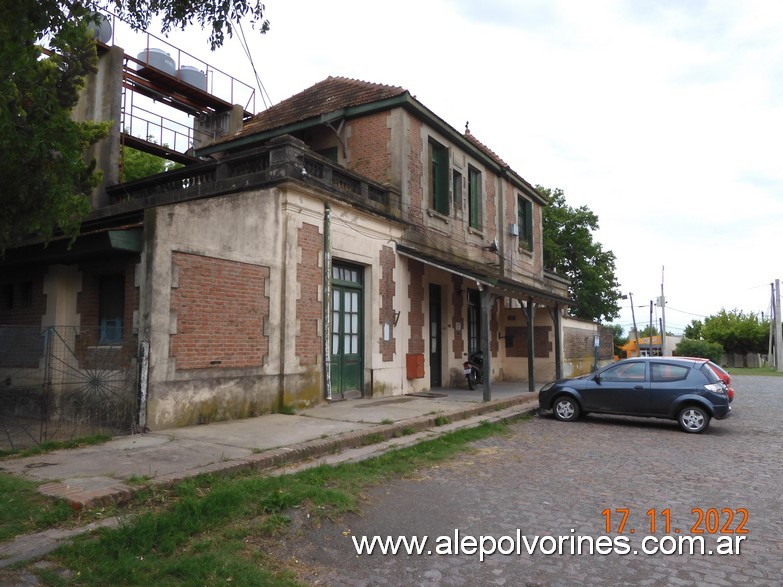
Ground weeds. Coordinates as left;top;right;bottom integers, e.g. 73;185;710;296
0;434;111;460
41;421;510;585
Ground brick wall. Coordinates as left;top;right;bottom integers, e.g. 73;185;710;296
378;245;396;361
0;268;46;326
77;259;139;347
563;326;596;360
407;259;425;355
170;252;269;370
297;223;322;366
347;113;391;184
483;171;497;236
407;118;424;226
504;326;553;358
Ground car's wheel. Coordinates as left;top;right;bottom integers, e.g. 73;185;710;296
678;405;711;433
552;395;580;422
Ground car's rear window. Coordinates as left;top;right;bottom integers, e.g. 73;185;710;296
700;363;721;383
651;363;689;382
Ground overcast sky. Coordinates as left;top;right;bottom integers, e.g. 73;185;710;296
133;0;783;335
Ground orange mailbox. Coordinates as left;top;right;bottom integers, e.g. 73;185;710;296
406;353;425;379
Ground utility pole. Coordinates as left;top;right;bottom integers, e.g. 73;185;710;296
649;300;654;357
776;279;782;372
629;293;639;356
769;283;775;364
660;266;667;356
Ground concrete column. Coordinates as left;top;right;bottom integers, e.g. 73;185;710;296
73;45;124;209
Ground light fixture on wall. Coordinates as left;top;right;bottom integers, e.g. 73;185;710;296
483;239;499;253
393;310;401;326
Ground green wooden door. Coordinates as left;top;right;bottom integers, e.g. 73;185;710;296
330;264;364;398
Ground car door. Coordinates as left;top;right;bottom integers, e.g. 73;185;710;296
582;361;650;414
648;362;693;416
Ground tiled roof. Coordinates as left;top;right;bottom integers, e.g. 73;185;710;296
233;76;408;139
463;128;508;168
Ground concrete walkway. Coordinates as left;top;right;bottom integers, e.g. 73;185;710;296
1;384;539;510
0;383;539;568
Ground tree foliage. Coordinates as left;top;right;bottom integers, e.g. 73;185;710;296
0;0;268;253
638;325;660;338
673;338;723;364
539;186;621;323
607;323;628;355
683;319;703;340
113;0;269;51
701;309;768;355
1;1;109;252
121;145;182;182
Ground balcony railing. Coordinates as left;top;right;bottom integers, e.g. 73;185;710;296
104;136;402;221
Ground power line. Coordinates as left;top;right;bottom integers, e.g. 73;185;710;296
237;20;272;110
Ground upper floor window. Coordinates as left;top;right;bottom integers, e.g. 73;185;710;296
429;139;449;215
452;170;462;211
517;195;533;250
468;165;482;229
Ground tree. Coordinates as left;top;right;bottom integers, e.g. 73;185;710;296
607;323;628;355
638;325;660;338
701;309;768;355
539;186;621;323
121;144;182;182
0;1;268;253
673;338;723;364
683;319;703;340
1;1;109;252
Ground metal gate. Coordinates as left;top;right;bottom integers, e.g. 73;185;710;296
0;326;140;452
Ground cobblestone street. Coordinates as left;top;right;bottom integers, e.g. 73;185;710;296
278;375;782;586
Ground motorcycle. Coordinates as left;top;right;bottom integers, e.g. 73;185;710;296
463;350;484;390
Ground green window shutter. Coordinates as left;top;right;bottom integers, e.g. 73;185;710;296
430;140;449;215
517;195;533;250
469;166;481;229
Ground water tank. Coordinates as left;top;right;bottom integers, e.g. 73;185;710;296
177;66;207;91
136;48;176;76
88;12;112;43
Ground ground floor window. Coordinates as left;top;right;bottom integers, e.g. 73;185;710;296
467;289;480;353
99;274;124;344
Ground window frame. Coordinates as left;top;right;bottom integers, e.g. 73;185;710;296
517;194;533;251
468;165;481;229
452;169;462;211
98;274;125;345
428;139;450;216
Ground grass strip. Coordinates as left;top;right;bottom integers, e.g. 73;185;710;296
45;420;510;585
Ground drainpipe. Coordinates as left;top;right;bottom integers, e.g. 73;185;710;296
138;339;150;431
323;204;333;402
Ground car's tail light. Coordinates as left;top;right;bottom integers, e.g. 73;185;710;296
705;383;726;395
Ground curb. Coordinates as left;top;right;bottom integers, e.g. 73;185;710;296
38;394;539;511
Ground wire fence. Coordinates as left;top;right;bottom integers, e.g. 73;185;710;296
0;326;140;452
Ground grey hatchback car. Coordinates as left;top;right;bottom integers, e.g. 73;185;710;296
538;357;732;433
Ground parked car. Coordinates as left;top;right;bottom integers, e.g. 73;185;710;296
678;357;735;403
539;357;732;433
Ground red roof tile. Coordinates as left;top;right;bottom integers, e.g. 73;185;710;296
463;129;508;168
233;76;408;139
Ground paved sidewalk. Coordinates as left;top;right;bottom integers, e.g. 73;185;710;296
1;384;539;511
0;384;538;569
